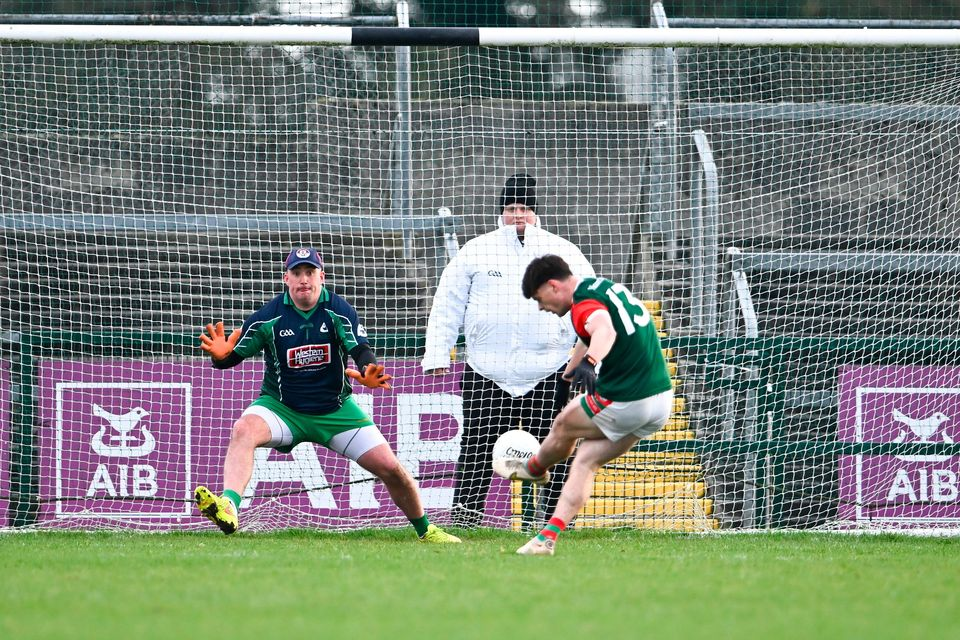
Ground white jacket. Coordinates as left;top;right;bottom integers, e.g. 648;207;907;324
422;223;595;396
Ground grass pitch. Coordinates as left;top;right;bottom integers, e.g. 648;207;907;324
1;528;958;639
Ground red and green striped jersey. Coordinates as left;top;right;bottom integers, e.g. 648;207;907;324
571;277;672;402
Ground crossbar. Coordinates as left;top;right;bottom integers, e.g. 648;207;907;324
0;25;960;47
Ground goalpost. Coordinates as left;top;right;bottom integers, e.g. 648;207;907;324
2;22;960;533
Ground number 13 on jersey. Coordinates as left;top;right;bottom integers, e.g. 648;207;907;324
589;280;650;335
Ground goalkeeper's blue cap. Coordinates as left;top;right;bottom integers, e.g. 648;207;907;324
285;247;324;270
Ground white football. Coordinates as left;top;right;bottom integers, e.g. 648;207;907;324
491;429;540;462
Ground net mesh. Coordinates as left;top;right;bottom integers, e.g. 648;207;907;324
2;35;960;532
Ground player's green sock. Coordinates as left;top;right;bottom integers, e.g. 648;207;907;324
223;489;242;512
410;515;430;537
536;517;566;543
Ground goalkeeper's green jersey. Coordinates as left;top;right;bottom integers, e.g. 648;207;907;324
571;277;673;401
230;287;367;415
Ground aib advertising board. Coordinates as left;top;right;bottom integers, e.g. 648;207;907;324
32;359;510;527
838;365;960;525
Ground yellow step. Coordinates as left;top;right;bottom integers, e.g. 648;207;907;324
575;517;719;531
662;414;690;431
673;396;685;413
582;497;713;518
666;361;677;377
664;415;690;431
594;467;702;483
660;415;690;432
649;429;695;441
598;457;703;476
598;457;702;471
601;455;702;472
602;458;703;472
510;481;707;506
642;300;661;314
591;481;705;498
510;492;524;514
616;451;699;463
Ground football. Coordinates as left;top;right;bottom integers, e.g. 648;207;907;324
491;429;541;462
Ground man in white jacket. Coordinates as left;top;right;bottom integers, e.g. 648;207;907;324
422;173;595;527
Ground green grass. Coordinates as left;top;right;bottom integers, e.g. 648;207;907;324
1;528;959;639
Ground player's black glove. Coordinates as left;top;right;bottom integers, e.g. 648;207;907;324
564;355;598;395
552;376;572;415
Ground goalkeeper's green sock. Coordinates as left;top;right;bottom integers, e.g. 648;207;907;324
410;515;430;537
536;517;566;543
223;489;242;512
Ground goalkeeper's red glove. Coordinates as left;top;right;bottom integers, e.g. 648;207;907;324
345;364;393;390
199;321;240;361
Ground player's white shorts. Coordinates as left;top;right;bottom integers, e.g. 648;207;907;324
582;389;674;442
241;404;388;462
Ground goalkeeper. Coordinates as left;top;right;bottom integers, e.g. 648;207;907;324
494;254;674;555
194;247;460;543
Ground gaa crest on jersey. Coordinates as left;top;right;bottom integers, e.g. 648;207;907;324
287;344;331;368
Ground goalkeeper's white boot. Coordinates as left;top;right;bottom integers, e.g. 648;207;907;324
492;458;550;485
195;486;238;535
517;536;555;556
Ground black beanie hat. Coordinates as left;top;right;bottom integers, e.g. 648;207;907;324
499;173;538;211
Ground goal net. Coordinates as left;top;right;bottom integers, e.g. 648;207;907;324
2;25;960;533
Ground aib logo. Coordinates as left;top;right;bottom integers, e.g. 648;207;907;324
885;407;959;505
87;402;159;499
90;404;156;457
891;408;954;463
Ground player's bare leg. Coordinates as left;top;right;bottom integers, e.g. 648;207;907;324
536;398;597;466
195;414;271;534
222;414;272;495
517;405;638;556
357;443;425;519
493;400;588;483
551;435;640;525
357;444;461;543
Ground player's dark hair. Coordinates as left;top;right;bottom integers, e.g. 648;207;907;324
522;254;573;299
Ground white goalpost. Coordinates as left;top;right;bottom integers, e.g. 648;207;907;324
2;24;960;46
2;22;960;533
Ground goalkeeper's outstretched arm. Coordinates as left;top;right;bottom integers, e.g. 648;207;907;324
346;344;392;389
199;321;243;369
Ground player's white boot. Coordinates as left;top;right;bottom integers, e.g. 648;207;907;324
492;458;550;485
516;536;555;556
